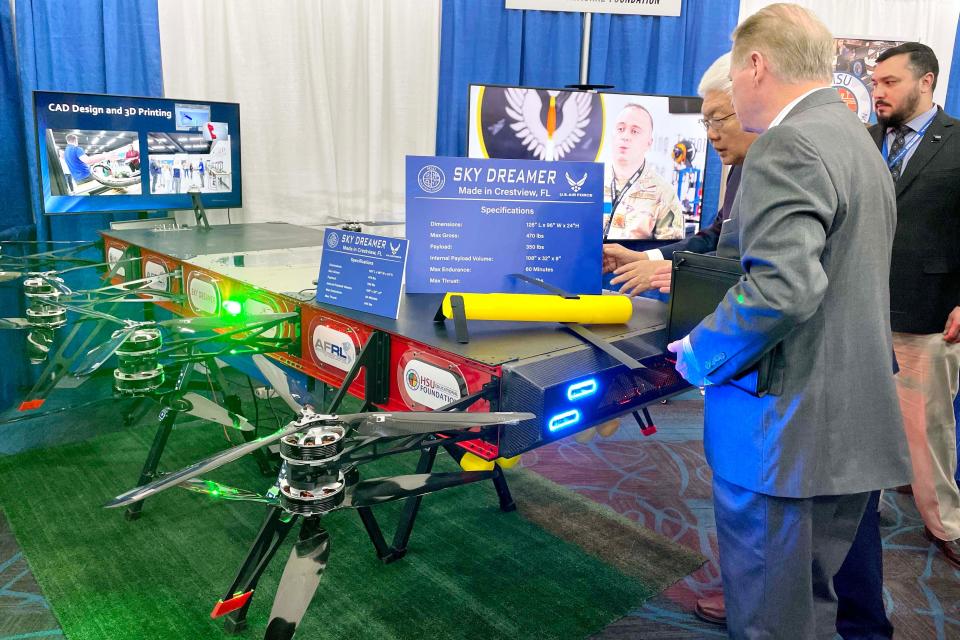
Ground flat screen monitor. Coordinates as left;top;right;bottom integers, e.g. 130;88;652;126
34;91;242;215
467;84;709;245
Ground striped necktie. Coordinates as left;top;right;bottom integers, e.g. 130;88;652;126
888;125;909;182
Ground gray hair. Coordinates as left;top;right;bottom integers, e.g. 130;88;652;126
698;53;733;98
731;3;833;84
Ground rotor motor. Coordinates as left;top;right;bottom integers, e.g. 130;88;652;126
113;327;165;395
278;425;348;515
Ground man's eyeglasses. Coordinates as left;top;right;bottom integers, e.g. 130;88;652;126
699;112;736;131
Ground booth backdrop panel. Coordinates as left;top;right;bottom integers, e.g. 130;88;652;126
947;16;960;116
436;0;740;230
738;0;960;108
14;0;164;242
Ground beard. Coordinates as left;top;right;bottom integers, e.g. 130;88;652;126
877;84;921;129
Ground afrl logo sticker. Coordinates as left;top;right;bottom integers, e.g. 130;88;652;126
106;246;126;277
143;260;169;292
311;325;356;372
186;273;220;315
401;359;463;409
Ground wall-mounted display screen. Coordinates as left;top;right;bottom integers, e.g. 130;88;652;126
467;84;709;242
34;91;242;215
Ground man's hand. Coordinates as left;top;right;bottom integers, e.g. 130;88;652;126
649;263;673;294
610;259;670;296
944;306;960;343
667;337;707;386
602;243;645;274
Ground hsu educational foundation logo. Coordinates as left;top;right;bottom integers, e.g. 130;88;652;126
405;370;420;391
833;72;872;123
417;165;445;193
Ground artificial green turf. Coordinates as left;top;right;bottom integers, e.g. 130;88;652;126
0;419;673;640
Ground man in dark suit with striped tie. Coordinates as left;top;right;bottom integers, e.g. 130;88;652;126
870;42;960;570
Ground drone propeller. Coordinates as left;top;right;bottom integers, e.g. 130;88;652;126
177;392;256;433
178;478;278;504
70;326;137;377
0;271;24;283
264;518;330;640
344;410;534;438
252;354;303;413
0;317;32;330
105;410;531;509
70;312;298;378
264;469;493;639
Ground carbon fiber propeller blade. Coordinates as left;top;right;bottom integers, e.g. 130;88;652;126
161;312;297;332
105;416;321;508
179;392;255;432
350;411;534;438
0;317;31;330
264;518;329;640
343;471;495;508
252;354;303;413
178;478;278;505
71;327;136;377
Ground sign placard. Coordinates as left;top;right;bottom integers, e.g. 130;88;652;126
405;156;603;294
316;229;408;319
505;0;681;17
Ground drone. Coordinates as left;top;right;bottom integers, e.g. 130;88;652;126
319;217;404;233
107;365;533;640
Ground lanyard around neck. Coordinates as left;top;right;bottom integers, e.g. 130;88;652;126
603;162;645;240
881;114;935;168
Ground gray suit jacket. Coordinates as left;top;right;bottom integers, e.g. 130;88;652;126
690;88;911;498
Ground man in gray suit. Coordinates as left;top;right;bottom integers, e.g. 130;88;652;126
668;4;912;638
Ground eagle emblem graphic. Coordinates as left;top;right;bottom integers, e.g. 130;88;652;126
565;172;587;193
505;88;593;161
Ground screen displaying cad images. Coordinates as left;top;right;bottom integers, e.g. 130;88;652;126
468;85;709;241
146;131;232;195
46;128;141;196
175;103;212;131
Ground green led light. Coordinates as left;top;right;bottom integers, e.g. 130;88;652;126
222;300;242;316
736;294;745;304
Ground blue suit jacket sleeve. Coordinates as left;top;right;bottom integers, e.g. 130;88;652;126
687;126;835;383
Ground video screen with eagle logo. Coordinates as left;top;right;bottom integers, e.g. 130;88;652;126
467;85;709;242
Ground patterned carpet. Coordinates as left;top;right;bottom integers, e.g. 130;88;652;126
3;390;959;639
521;392;960;640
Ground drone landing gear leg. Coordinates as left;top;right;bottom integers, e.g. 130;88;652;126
491;465;516;512
216;506;299;634
208;361;274;476
125;401;178;521
388;446;438;562
126;363;194;521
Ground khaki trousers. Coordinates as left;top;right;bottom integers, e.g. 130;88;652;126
892;331;960;540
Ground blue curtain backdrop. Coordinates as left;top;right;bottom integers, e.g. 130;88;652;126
946;15;960;115
0;0;161;412
436;0;742;229
14;0;163;243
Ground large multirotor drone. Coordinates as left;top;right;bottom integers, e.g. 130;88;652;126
107;367;532;640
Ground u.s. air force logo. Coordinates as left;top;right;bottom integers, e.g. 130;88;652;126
417;165;445;193
833;72;872;123
565;172;587;193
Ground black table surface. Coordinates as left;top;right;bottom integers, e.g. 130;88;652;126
103;223;668;367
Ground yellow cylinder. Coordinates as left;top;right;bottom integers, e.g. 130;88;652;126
441;293;632;324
